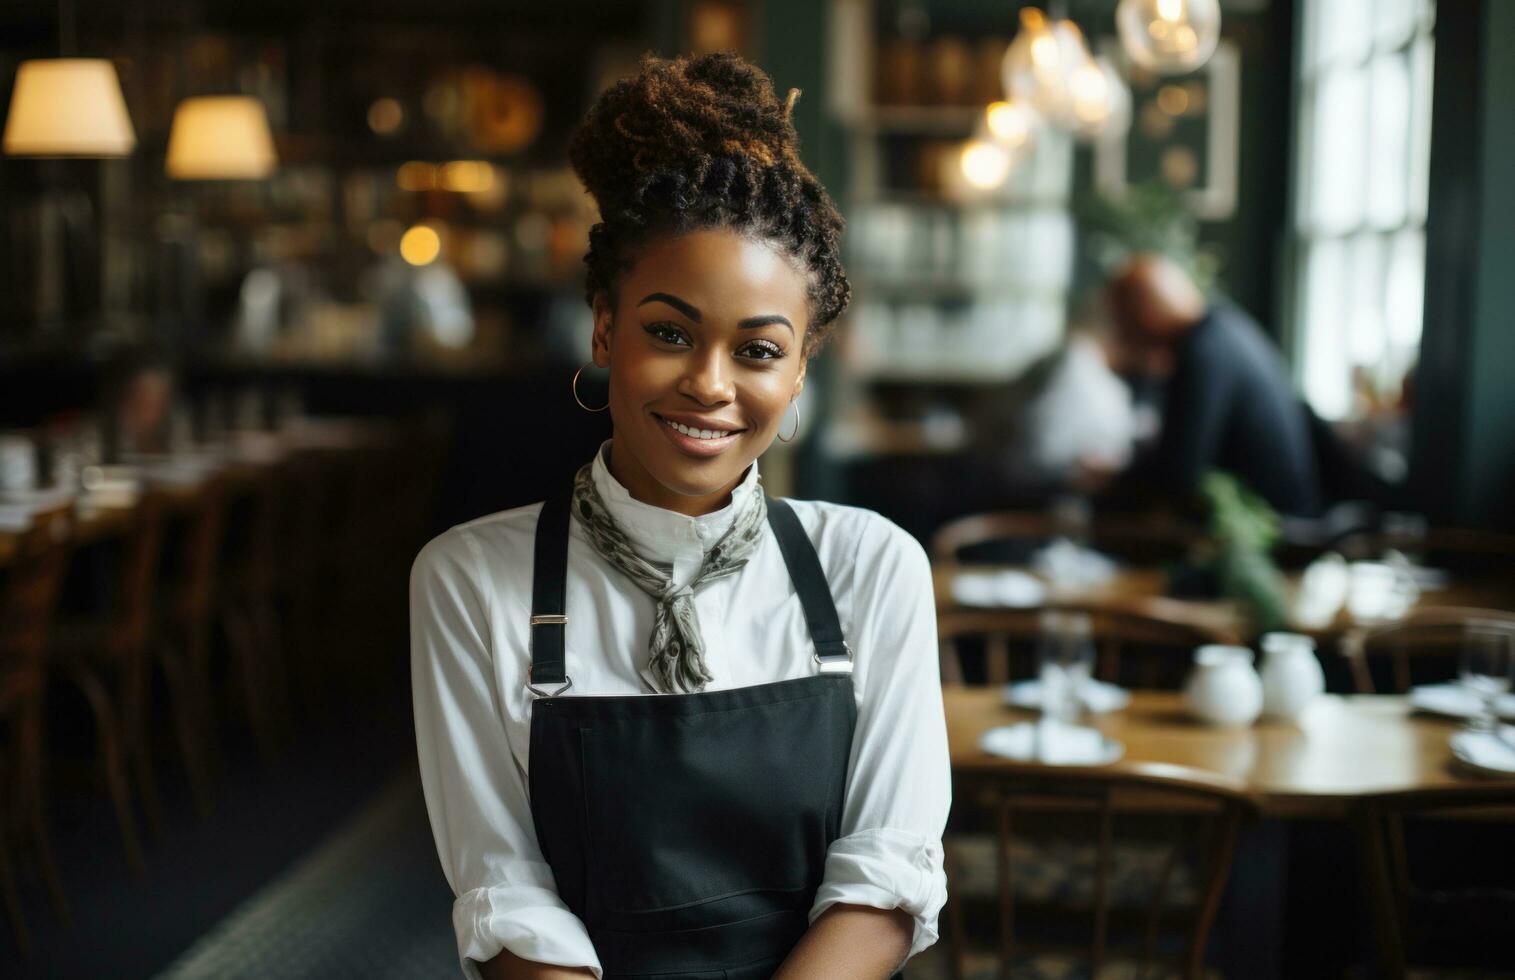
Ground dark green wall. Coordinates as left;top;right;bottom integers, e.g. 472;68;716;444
1412;0;1515;526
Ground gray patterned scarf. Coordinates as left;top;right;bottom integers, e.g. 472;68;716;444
570;460;768;694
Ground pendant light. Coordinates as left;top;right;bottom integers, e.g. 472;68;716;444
1067;55;1132;142
165;96;277;180
3;1;134;157
984;97;1039;155
1116;0;1222;75
1001;6;1094;130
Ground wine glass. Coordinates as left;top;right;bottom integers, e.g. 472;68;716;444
1459;620;1515;736
1038;609;1095;724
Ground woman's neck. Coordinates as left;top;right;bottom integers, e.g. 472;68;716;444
604;437;741;517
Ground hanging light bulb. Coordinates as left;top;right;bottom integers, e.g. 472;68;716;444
958;138;1012;191
984;98;1038;152
1116;0;1222;75
1067;55;1131;142
1001;7;1094;129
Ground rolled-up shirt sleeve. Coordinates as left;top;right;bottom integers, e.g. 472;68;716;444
410;530;603;979
809;516;950;960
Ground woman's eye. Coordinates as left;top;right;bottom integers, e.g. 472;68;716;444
645;323;690;347
739;340;785;361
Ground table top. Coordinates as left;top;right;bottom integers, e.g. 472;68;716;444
945;686;1493;818
934;562;1515;641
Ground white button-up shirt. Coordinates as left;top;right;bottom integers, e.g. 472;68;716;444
410;445;950;978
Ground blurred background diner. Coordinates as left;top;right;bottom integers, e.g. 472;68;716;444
2;0;1513;977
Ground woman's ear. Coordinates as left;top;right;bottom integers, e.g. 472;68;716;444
590;293;614;368
791;357;807;402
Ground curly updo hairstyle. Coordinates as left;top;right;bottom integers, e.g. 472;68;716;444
568;52;850;356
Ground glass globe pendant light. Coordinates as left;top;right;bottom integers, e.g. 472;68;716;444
984;97;1038;156
1066;55;1131;142
1001;6;1094;129
1116;0;1222;75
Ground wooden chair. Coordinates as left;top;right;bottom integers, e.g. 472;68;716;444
1355;783;1515;979
155;475;230;816
945;763;1256;980
1340;607;1515;694
931;510;1201;567
215;462;294;764
48;490;164;858
938;606;1238;690
0;502;75;953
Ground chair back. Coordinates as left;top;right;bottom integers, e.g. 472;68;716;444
932;510;1200;566
947;762;1256;980
1356;782;1515;979
0;503;74;711
938;605;1237;688
1343;607;1515;693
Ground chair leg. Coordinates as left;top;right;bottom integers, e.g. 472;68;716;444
224;604;280;765
0;777;31;956
1355;802;1408;980
122;656;164;839
16;707;70;926
158;642;217;818
63;661;146;875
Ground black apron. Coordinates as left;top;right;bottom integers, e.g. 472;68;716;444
525;490;878;979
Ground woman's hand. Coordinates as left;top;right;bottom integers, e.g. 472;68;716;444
769;903;913;980
478;948;597;980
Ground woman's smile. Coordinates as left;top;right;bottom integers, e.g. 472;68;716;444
653;411;747;457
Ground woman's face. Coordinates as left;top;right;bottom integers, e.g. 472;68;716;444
592;227;810;516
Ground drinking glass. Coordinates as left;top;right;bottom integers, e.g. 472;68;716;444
1038;610;1095;723
1459;620;1515;735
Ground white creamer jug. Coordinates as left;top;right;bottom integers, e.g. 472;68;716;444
1184;645;1263;727
1259;632;1325;722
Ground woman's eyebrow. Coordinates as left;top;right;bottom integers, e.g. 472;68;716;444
738;315;794;335
638;292;701;322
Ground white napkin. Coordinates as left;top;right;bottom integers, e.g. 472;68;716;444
979;720;1123;766
1032;538;1118;589
1409;683;1515;721
1004;678;1132;714
950;569;1047;608
1291;552;1349;628
1450;726;1515;776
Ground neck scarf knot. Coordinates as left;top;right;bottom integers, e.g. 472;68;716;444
570;462;768;693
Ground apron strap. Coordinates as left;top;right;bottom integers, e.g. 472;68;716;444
765;497;853;672
528;490;573;695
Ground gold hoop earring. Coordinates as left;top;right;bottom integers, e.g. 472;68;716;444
776;400;800;443
572;362;609;412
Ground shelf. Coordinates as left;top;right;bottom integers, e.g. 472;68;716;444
842;105;987;135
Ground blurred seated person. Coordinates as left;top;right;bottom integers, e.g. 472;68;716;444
1104;253;1324;517
102;343;178;458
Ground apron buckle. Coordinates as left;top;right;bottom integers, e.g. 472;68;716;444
526;664;575;698
813;641;854;675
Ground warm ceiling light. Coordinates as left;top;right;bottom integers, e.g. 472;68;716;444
400;224;442;266
985;99;1036;149
3;58;136;157
440;160;494;193
165;96;276;179
396;161;437;191
959;139;1011;190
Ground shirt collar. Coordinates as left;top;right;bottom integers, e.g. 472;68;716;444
589;440;762;565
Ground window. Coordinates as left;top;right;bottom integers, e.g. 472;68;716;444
1289;0;1434;420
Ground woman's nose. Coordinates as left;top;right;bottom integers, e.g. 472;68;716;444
679;349;734;404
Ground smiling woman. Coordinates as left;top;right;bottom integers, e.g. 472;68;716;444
411;52;949;980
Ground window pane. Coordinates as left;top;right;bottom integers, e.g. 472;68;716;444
1308;68;1368;234
1310;0;1372;71
1407;34;1435;223
1385;227;1425;352
1300;238;1353;419
1366;52;1410;228
1347;231;1387;368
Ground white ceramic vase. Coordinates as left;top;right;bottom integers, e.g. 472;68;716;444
1259;632;1325;722
1183;645;1263;727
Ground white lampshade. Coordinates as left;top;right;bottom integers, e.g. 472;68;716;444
3;58;136;157
165;96;277;180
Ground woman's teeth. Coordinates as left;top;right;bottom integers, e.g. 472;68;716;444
661;417;736;440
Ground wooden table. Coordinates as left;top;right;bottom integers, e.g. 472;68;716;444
935;562;1515;642
946;687;1492;819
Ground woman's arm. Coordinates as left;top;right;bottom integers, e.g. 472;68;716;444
478;949;598;980
770;904;914;980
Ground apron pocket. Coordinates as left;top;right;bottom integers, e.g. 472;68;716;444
580;691;840;916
